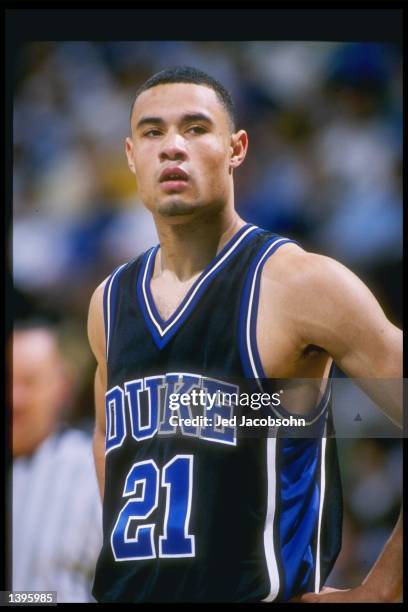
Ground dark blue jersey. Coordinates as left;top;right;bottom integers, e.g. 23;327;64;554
92;224;342;602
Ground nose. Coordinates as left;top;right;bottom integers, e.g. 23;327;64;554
159;131;187;162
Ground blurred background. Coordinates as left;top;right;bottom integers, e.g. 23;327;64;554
11;41;402;591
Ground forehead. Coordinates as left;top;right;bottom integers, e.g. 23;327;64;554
13;330;58;369
132;82;229;127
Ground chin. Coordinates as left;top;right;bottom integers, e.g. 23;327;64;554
157;199;199;217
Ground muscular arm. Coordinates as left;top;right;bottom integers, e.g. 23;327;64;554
292;253;402;426
274;248;403;603
87;280;108;501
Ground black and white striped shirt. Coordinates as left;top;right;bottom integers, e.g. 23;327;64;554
13;428;102;602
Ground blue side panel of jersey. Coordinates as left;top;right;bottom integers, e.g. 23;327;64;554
278;437;321;601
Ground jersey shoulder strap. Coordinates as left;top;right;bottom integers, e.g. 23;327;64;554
102;255;143;361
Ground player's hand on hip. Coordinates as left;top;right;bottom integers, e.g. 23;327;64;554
289;585;395;603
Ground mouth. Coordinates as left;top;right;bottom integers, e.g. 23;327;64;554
159;168;189;193
159;167;190;191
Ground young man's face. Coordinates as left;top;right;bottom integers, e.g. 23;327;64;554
126;83;246;221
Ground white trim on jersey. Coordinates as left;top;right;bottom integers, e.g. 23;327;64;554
243;239;286;601
299;390;331;426
262;436;280;602
314;422;328;593
142;225;258;337
245;237;291;384
106;262;128;360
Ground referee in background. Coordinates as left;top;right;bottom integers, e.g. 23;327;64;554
11;321;102;602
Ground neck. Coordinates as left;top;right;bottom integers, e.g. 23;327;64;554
152;209;246;281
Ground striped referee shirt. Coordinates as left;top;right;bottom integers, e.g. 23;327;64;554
12;427;102;603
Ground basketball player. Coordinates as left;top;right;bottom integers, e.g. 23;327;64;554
87;67;402;603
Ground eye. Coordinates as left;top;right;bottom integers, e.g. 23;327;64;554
187;125;206;135
143;128;162;137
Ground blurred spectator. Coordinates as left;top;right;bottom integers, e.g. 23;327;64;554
11;322;102;602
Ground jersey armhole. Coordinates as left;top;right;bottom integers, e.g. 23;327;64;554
238;236;298;381
238;238;335;423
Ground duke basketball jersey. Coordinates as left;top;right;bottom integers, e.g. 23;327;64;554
92;224;342;603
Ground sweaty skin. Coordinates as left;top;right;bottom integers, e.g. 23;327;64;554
88;81;402;603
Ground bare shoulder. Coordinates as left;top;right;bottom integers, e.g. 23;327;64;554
260;241;399;358
262;242;357;291
261;241;374;310
87;277;110;365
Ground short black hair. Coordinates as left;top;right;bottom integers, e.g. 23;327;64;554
13;318;60;346
130;66;236;130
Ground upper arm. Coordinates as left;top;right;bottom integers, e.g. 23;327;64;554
274;251;403;426
287;253;402;380
87;278;109;434
260;246;402;425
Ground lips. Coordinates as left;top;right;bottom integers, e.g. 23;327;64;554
159;167;189;182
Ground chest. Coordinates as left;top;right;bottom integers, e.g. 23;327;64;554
150;274;201;322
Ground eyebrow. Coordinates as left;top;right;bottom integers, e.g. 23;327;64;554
136;112;214;130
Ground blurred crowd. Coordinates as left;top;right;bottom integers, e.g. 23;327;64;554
11;41;402;595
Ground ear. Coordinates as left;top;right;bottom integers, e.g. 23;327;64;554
229;130;248;170
125;137;136;174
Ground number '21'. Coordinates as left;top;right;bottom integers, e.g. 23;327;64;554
111;455;195;560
